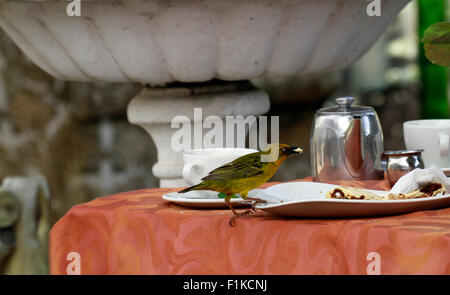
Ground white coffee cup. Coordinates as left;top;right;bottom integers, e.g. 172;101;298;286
403;119;450;168
182;148;258;185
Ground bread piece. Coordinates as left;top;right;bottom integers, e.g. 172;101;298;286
326;186;385;200
387;182;446;200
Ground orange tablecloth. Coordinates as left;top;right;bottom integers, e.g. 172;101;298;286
50;179;450;275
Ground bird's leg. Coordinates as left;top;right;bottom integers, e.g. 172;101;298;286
225;194;239;227
225;193;253;227
225;193;239;216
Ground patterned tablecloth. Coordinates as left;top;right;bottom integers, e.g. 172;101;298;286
50;178;450;275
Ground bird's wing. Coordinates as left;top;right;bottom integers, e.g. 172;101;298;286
201;152;264;181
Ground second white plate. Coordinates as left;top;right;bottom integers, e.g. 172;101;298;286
254;182;450;218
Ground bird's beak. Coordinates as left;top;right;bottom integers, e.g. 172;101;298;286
290;146;303;154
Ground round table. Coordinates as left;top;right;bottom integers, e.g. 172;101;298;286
50;178;450;275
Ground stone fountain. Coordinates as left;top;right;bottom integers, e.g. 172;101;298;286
0;0;410;187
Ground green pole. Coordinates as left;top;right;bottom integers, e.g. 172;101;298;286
418;0;449;119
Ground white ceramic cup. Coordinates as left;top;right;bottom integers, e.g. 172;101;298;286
182;148;258;185
403;119;450;168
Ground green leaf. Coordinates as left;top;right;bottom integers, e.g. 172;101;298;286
428;32;450;44
421;22;450;67
217;193;239;199
424;43;450;67
421;22;450;44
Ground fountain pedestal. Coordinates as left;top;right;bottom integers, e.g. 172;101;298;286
127;80;270;187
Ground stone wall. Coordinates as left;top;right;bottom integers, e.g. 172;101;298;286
0;30;158;223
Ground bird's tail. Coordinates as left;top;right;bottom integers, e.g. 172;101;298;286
178;183;207;193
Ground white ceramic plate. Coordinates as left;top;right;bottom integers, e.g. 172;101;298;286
254;182;450;218
162;190;262;208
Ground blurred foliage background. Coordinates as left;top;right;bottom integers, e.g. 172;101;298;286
0;1;448;226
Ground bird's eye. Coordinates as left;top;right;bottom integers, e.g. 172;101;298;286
281;147;287;152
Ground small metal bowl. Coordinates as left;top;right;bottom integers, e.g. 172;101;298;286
381;150;424;187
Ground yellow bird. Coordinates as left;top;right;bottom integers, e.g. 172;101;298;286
179;143;303;225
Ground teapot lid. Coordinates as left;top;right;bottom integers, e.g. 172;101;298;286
317;97;375;117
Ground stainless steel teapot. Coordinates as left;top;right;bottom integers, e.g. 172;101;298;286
311;97;384;181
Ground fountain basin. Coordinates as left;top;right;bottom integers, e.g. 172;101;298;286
0;0;410;83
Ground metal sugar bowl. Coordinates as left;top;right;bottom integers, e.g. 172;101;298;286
382;150;425;187
311;97;384;181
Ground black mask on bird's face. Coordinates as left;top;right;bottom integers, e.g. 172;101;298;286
261;144;303;162
280;145;303;156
